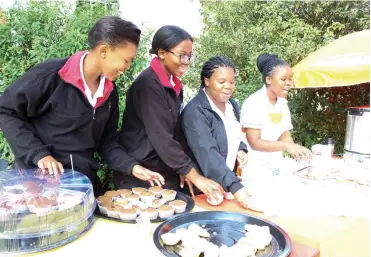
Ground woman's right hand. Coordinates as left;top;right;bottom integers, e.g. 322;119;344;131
285;143;312;160
37;155;64;175
191;175;225;201
233;188;250;209
132;165;165;187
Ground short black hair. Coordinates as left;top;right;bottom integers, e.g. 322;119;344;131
149;25;193;55
88;16;141;49
257;53;289;84
200;56;236;88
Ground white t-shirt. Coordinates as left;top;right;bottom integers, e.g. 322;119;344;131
240;85;293;168
204;89;243;170
80;52;105;107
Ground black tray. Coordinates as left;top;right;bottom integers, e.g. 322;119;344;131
153;211;292;257
94;192;195;223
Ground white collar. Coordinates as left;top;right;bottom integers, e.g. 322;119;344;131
203;88;234;121
80;52;105;99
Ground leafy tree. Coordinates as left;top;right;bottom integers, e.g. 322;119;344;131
182;0;370;153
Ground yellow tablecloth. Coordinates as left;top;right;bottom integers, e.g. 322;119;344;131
24;207;206;257
195;194;370;257
23;205;370;257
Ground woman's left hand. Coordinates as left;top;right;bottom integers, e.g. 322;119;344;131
233;187;250;209
237;150;248;167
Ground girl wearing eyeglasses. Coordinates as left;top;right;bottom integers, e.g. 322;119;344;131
116;25;224;201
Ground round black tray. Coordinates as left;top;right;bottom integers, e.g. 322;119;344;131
153;211;292;257
94;192;195;223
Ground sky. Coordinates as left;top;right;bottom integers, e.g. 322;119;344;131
119;0;203;36
0;0;203;36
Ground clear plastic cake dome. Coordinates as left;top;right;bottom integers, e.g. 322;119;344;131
0;168;96;255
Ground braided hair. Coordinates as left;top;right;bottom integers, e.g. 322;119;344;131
257;53;289;85
200;56;236;88
149;25;193;55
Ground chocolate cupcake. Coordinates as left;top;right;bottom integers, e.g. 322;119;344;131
13;198;28;211
32;197;52;216
6;187;24;200
23;180;42;189
24;186;42;198
43;180;60;189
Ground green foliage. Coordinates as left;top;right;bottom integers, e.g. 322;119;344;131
290;84;370;154
183;0;370;154
0;1;152;189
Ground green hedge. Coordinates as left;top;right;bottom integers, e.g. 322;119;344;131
182;0;370;154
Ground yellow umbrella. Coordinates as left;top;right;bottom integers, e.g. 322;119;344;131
293;30;370;88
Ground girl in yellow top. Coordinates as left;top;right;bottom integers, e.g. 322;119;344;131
240;53;311;168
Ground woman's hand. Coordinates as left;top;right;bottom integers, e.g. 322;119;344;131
37;155;64;175
193;176;225;201
237;150;248;167
185;168;225;202
185;170;224;201
180;175;195;198
285;143;312;160
233;187;250;209
132;165;165;187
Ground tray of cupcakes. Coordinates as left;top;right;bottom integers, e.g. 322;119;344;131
94;187;195;223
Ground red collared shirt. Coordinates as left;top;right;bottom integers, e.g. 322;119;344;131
150;57;183;96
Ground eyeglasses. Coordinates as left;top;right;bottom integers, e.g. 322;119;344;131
168;51;194;64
